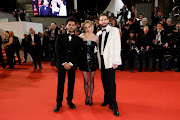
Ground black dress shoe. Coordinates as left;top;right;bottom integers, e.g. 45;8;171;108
101;102;109;106
3;67;7;69
129;69;133;73
22;61;26;63
165;67;171;71
113;110;119;116
7;67;14;69
53;104;62;112
145;69;150;72
175;69;180;72
34;66;37;69
67;101;76;109
159;69;163;72
138;69;142;72
39;66;43;69
19;63;23;65
152;69;156;72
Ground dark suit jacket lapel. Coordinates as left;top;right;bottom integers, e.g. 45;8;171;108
99;34;102;54
104;32;109;50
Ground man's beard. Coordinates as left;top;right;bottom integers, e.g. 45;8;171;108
101;23;108;28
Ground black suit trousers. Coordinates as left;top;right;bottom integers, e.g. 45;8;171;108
100;55;118;110
56;65;77;104
29;46;41;67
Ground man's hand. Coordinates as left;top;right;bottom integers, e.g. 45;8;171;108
141;47;144;51
164;43;168;48
64;63;71;70
113;64;118;69
146;46;150;51
31;42;36;46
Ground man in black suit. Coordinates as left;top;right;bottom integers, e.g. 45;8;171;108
39;0;52;16
152;23;168;72
138;26;152;72
54;17;83;112
0;35;6;69
27;28;43;69
97;13;121;116
32;0;39;15
21;34;29;63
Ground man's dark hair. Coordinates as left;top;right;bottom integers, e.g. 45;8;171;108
66;17;77;25
157;22;163;27
99;13;108;20
5;31;9;34
128;18;134;22
139;13;144;17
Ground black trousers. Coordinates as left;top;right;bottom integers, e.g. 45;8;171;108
168;48;180;69
56;65;77;104
14;49;21;64
152;46;163;69
23;49;28;62
139;51;149;70
128;50;136;69
0;49;6;68
29;47;41;67
5;48;14;68
100;55;118;110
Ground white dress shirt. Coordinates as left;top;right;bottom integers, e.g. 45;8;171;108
31;34;34;42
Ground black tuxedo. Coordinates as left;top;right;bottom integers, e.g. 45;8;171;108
99;30;118;110
55;32;83;103
0;36;6;68
21;37;29;62
27;34;42;67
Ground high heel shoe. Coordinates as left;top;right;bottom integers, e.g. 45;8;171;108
89;97;93;106
85;97;89;105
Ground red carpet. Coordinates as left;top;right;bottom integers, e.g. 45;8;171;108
0;62;180;120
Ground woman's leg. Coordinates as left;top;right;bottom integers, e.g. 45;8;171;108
82;71;89;104
89;71;95;105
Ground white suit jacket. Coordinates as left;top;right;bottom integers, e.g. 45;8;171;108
96;25;122;69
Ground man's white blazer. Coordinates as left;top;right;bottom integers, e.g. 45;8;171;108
97;25;122;69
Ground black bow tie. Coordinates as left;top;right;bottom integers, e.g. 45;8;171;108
102;29;106;32
67;33;74;36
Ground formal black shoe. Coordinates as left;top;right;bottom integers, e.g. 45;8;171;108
101;102;109;106
53;104;62;112
67;101;76;109
39;66;43;69
7;67;14;69
3;67;7;69
34;66;37;69
129;69;133;73
145;69;150;72
175;69;180;72
89;97;93;106
22;61;26;63
165;67;171;71
159;69;163;72
113;110;119;116
138;69;142;72
19;63;23;65
152;69;156;72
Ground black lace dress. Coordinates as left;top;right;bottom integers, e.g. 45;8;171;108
79;40;98;72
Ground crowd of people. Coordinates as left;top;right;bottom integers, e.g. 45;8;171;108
1;4;180;72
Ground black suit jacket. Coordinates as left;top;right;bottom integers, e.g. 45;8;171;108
55;33;83;68
27;34;41;51
153;30;168;46
21;37;28;50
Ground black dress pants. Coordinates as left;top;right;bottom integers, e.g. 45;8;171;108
100;55;118;110
56;65;77;104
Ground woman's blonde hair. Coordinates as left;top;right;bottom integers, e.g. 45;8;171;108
84;20;94;28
